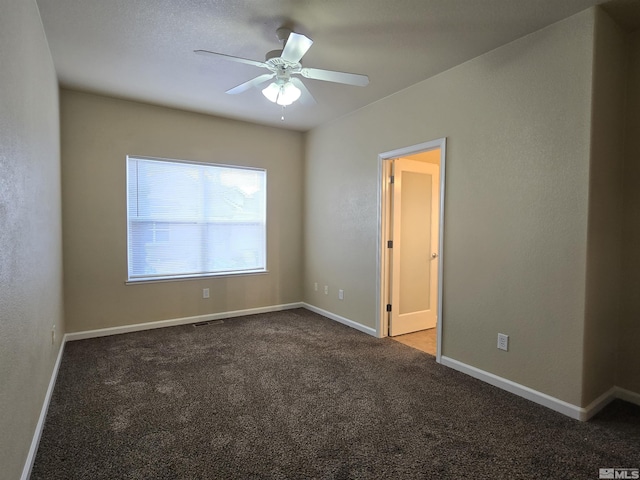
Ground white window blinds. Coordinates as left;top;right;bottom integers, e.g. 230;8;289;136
126;156;266;281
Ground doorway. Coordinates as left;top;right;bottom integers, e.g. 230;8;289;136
376;139;446;361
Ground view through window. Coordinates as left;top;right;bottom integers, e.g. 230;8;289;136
126;156;266;281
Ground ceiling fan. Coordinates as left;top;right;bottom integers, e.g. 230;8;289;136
195;28;369;107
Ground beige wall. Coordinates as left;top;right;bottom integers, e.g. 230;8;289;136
619;30;640;394
582;9;627;406
305;10;596;405
61;90;304;332
0;0;64;477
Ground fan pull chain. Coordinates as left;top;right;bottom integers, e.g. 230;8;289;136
281;105;286;121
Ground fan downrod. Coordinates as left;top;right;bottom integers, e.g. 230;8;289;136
275;27;292;43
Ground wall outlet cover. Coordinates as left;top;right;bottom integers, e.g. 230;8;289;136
497;333;509;351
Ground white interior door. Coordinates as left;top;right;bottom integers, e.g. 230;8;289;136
389;158;440;336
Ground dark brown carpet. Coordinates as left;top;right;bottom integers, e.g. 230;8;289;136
32;308;639;479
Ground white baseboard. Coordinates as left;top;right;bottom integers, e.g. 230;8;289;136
439;357;640;421
616;386;640;407
65;302;304;341
582;387;618;421
21;338;67;480
301;303;377;337
441;356;591;421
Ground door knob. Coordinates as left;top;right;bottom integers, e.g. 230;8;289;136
432;253;438;258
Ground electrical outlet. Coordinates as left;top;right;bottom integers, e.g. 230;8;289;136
324;285;329;295
314;282;318;291
202;288;210;299
51;325;56;345
497;333;509;351
338;289;344;300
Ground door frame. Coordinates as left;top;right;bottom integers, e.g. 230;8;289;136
376;138;447;362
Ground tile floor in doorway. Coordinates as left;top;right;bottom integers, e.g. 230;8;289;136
392;328;437;356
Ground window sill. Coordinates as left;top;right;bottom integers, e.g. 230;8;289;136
125;270;269;285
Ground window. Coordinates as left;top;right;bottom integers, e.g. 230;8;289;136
126;156;266;282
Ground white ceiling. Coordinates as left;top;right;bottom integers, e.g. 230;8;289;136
37;0;615;131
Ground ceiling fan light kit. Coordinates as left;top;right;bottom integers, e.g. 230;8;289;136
262;80;301;106
195;27;369;110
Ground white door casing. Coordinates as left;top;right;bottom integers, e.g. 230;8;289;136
377;137;446;361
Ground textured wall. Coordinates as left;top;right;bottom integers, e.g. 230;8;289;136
581;9;627;406
619;31;640;395
0;0;64;478
61;90;304;332
304;10;595;405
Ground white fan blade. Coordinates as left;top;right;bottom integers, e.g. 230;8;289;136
194;50;268;69
281;33;313;63
290;78;317;105
301;67;369;87
226;73;275;95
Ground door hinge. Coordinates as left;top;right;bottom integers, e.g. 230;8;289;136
389;175;394;184
387;240;393;248
386;304;392;312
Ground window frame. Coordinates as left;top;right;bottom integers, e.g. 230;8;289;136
125;155;268;284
